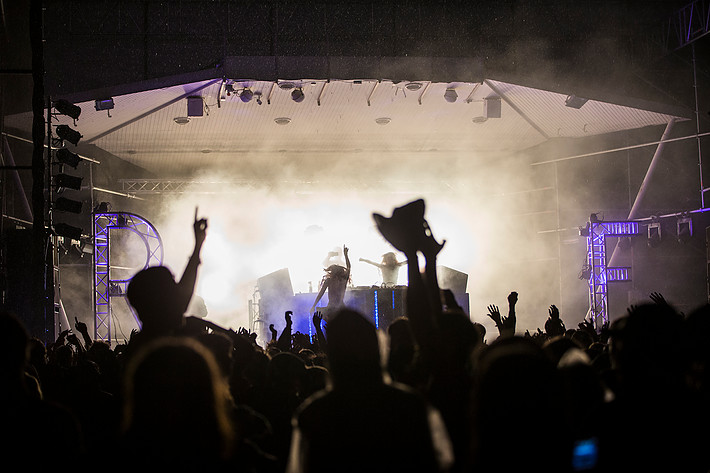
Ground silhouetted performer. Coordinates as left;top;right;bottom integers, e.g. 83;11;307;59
310;245;350;320
359;252;407;286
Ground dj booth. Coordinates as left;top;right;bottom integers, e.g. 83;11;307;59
255;267;469;339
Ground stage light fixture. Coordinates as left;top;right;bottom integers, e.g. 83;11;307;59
578;222;590;237
55;197;83;214
565;94;588;109
93;201;111;213
240;88;254;103
55;173;83;191
291;88;305;103
56;148;81;168
94;98;114;111
677;216;693;243
579;263;592;280
444;88;458;103
647;222;661;248
53;99;82;120
187;96;204;117
56;125;82;145
54;223;83;241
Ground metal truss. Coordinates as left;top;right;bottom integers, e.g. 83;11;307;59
661;0;710;51
93;212;163;343
584;220;639;329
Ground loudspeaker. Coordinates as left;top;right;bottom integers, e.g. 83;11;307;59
436;266;468;295
484;96;501;118
257;268;294;321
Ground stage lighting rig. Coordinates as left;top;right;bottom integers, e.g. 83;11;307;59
240;88;254;103
647;221;662;248
55;173;83;191
291;88;305;103
54;223;84;241
53;99;81;120
56;124;83;146
54;197;83;214
95;97;114;117
444;88;458;103
565;94;588;109
677;215;693;243
56;148;81;168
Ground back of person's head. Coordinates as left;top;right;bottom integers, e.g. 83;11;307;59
121;336;234;463
126;266;186;330
437;309;480;369
0;311;30;380
325;308;382;388
610;302;686;392
543;335;584;366
265;351;307;394
473;336;570;471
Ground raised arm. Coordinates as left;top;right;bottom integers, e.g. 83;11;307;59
177;207;208;314
359;257;383;268
310;280;328;314
276;311;293;352
344;245;351;276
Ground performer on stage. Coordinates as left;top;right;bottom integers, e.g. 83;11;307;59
310;245;351;319
359;252;407;287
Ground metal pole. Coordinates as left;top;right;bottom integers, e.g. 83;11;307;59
609;119;676;267
692;43;705;209
30;0;48;342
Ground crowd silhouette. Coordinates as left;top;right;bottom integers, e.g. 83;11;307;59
2;198;710;472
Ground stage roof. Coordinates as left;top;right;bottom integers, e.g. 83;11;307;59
3;62;692;180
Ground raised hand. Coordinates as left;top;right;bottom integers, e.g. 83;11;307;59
312;311;323;329
74;317;89;335
193;207;208;247
269;323;278;341
285;310;293;325
507;291;518;306
649;292;668;306
548;305;560;319
486;305;502;325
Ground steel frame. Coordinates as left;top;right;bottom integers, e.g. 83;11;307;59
585;220;639;329
93;212;163;343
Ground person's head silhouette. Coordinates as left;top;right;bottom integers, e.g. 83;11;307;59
127;266;190;334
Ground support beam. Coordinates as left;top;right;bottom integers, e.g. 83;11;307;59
609;119;675;267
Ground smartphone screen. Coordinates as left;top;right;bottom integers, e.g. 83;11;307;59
572;437;598;471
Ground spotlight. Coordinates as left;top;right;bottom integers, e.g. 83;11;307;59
565;94;588;109
56;125;82;146
56;148;81;168
54;223;83;241
116;214;128;227
647;222;661;248
444;88;458;103
55;173;83;191
291;88;305;103
94;98;114;111
240;88;254;103
579;264;592;280
578;222;590;237
677;216;693;243
53;99;81;120
618;236;633;250
55;197;83;214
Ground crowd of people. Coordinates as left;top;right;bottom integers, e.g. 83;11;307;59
2;198;710;472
